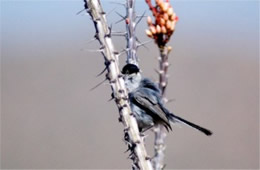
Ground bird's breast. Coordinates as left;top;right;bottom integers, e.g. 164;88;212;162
130;102;154;130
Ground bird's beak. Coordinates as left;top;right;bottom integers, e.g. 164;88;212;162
122;74;126;80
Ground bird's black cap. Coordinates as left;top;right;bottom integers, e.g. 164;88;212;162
122;64;140;74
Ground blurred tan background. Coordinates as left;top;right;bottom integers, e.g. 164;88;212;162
1;0;259;169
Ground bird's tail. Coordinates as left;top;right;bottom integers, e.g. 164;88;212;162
168;113;212;136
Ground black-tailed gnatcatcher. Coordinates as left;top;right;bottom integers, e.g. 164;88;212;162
122;64;212;136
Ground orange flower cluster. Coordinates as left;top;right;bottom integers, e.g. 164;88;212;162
145;0;178;46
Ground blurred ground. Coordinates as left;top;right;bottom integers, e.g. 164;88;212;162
1;0;259;169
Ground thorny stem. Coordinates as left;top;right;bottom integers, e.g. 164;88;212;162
153;45;172;170
143;0;177;168
126;0;138;65
83;0;152;169
153;125;167;170
159;46;171;97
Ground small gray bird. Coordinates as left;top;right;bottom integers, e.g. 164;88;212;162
122;64;212;136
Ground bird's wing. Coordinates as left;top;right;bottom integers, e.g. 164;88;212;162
140;78;161;93
132;89;172;130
